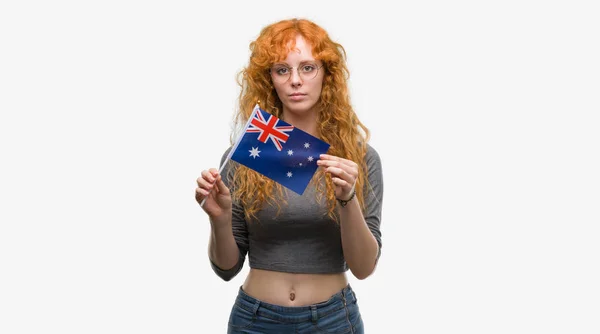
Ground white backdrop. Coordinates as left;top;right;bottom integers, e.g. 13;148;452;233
1;1;599;333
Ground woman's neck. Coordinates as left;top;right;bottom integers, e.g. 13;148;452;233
281;109;319;137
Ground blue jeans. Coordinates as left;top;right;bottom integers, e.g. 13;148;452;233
227;284;364;333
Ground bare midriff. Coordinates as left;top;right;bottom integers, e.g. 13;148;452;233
242;268;348;307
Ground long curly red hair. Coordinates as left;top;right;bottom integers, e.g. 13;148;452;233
229;18;370;222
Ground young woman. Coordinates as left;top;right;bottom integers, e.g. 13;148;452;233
195;18;383;334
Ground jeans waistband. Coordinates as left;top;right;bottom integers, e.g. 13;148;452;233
234;284;356;323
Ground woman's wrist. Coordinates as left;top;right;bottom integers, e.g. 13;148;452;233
209;213;232;230
336;188;356;207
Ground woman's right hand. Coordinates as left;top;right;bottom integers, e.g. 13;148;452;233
195;168;232;221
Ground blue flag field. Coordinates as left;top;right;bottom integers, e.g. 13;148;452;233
228;104;330;195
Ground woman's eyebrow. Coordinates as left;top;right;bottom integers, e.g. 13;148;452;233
274;59;318;66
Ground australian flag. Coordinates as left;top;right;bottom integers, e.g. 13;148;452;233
229;104;330;195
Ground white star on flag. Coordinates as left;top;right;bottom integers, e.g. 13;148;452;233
307;156;314;162
287;149;294;156
304;142;310;148
249;147;261;159
286;171;293;178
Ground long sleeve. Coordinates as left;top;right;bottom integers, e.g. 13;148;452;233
363;145;384;260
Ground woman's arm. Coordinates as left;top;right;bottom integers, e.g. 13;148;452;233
208;212;239;273
338;198;380;279
199;149;249;281
318;146;384;279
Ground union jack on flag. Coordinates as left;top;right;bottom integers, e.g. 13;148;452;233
245;108;294;151
227;104;330;195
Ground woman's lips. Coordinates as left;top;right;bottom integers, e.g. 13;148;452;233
289;93;306;101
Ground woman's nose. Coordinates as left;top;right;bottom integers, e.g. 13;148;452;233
289;68;303;86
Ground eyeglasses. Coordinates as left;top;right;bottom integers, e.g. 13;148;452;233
270;62;324;84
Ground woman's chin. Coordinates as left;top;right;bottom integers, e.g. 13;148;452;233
283;101;317;116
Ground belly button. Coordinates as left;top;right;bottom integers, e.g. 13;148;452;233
289;292;295;301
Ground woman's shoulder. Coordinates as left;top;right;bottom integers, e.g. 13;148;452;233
364;143;382;167
217;146;243;189
220;146;233;166
365;143;379;157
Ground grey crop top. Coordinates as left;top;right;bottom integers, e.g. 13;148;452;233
210;144;383;281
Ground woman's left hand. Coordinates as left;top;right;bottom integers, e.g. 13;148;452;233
317;154;358;201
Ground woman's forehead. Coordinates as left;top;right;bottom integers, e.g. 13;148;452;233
275;35;316;61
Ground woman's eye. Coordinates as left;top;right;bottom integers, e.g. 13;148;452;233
275;67;289;75
302;65;316;72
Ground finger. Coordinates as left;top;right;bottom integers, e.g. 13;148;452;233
198;170;216;189
195;187;210;203
319;154;357;169
317;160;345;174
214;174;230;195
196;186;210;197
200;170;217;183
317;158;359;177
324;166;354;184
317;159;354;173
331;177;351;188
196;177;215;192
196;176;214;189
